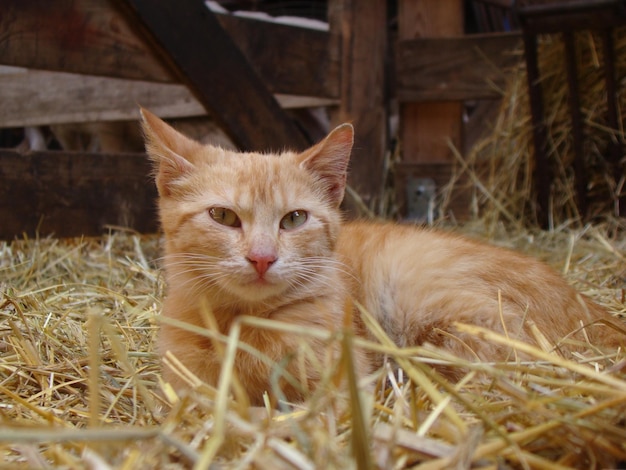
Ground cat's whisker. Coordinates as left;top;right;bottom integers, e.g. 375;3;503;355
296;264;355;287
171;276;213;297
287;270;339;293
157;253;221;264
166;266;232;296
301;257;358;281
163;258;222;269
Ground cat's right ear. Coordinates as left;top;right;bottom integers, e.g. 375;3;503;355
140;107;200;197
298;123;354;207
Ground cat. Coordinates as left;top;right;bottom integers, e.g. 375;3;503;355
140;108;623;405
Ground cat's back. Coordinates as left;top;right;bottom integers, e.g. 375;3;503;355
337;220;515;282
336;220;528;303
338;220;486;305
336;220;619;353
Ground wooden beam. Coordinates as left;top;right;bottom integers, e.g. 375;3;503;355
398;1;464;165
396;0;466;220
117;0;309;151
217;14;339;99
0;0;172;82
0;69;339;128
328;0;388;214
396;33;522;102
0;150;157;239
0;0;337;99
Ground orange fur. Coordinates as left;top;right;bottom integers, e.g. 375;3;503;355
141;109;623;404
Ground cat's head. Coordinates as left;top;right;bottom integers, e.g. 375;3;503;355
140;108;353;303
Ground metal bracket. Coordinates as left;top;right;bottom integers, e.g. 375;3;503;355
406;177;437;223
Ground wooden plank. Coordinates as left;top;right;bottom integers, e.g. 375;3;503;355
396;33;522;102
0;150;158;239
0;0;172;82
118;0;309;151
217;14;339;99
0;0;338;99
397;0;467;220
328;0;388;214
398;0;464;165
518;1;626;34
0;69;339;128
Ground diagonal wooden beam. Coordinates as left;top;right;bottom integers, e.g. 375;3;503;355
116;0;309;152
0;0;338;99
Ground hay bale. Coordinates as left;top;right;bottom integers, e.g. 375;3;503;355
460;28;626;229
0;225;624;468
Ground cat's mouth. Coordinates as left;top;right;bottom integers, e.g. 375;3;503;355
227;276;288;303
234;270;286;292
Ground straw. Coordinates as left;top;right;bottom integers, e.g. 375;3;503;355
449;28;626;230
2;29;626;462
0;219;624;468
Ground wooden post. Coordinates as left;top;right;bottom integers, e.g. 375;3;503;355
328;0;388;215
398;0;464;217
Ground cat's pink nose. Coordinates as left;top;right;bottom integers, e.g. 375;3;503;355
247;254;277;276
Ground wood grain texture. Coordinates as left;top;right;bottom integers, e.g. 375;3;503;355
217;14;338;99
0;69;339;128
398;0;463;165
329;0;388;213
396;33;522;102
0;150;158;239
118;0;309;151
0;0;338;98
0;0;173;82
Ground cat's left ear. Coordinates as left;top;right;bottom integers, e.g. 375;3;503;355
298;123;354;206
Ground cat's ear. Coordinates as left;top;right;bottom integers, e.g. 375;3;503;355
140;107;201;197
298;123;354;206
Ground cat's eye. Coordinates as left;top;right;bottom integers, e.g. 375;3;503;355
209;207;241;227
280;210;308;230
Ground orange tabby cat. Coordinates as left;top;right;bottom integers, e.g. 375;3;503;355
141;108;622;404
